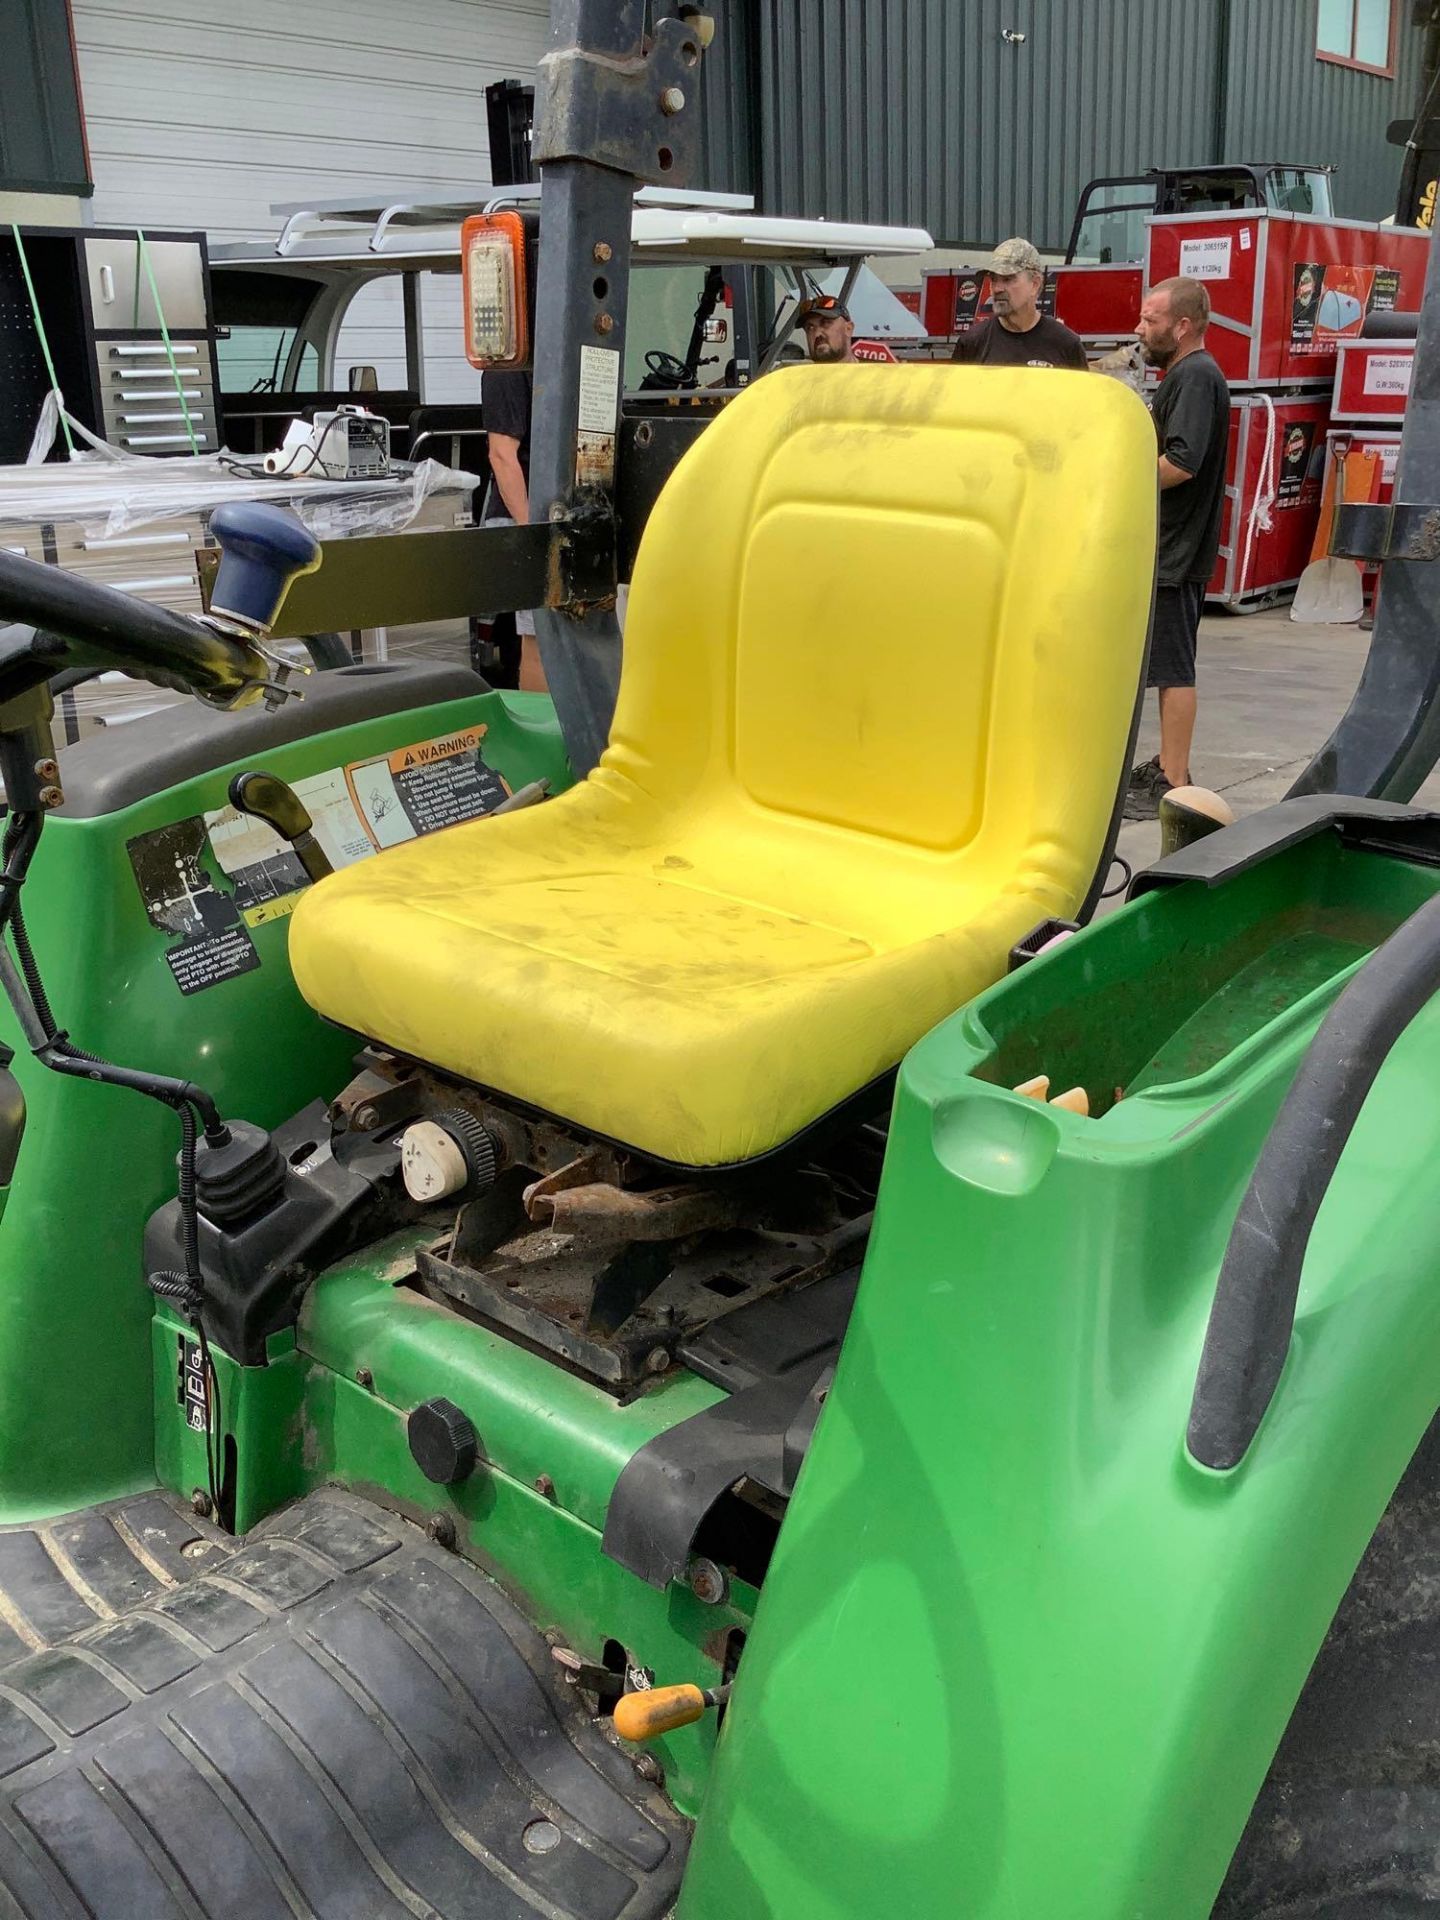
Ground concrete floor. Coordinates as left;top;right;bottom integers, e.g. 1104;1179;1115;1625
1114;605;1440;884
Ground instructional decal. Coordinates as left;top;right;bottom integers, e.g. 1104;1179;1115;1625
1179;235;1232;281
127;817;260;997
180;1337;211;1433
201;726;512;930
576;344;620;486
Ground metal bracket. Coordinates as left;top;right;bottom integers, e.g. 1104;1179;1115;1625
546;487;618;613
533;12;709;184
1331;499;1440;563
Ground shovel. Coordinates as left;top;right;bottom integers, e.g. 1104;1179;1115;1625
1292;440;1365;624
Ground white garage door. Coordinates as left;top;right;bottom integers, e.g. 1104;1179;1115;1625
71;0;550;402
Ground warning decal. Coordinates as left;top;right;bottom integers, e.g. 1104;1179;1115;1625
199;726;512;935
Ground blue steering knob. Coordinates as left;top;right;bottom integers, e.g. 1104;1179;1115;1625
208;503;321;635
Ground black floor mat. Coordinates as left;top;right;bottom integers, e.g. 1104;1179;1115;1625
0;1489;687;1918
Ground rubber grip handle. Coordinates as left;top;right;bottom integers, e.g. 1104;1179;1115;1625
209;503;321;634
613;1685;706;1743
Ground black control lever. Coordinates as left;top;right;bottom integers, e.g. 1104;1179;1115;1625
0;504;322;711
228;771;334;885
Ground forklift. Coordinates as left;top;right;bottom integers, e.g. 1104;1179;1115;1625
0;6;1437;1915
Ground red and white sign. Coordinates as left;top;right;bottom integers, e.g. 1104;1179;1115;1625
851;338;899;362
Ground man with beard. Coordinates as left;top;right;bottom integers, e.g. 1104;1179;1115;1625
799;293;856;363
950;237;1087;369
1125;275;1230;819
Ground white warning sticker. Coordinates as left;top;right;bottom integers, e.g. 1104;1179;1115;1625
1179;235;1233;280
1361;352;1413;398
577;345;620;433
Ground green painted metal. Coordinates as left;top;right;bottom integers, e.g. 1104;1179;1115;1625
0;689;569;1525
682;839;1440;1918
149;1236;753;1814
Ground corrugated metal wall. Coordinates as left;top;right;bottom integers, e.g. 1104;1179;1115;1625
71;0;550;401
697;0;1421;247
1223;0;1423;223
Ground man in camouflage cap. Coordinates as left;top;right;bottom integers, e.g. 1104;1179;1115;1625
951;236;1088;370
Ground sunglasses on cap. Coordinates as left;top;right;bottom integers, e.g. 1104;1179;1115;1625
798;295;850;323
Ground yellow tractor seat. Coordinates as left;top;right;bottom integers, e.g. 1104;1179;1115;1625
290;365;1157;1167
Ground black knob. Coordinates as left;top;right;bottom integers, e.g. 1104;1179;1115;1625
209;503;320;635
408;1397;479;1485
228;769;333;883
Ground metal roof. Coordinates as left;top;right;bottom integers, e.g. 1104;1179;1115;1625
209;190;932;273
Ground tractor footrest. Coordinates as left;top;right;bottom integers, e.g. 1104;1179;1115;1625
0;1489;686;1917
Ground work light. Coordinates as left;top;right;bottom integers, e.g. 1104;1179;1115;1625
462;212;529;368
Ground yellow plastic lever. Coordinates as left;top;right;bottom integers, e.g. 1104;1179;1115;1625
613;1684;708;1743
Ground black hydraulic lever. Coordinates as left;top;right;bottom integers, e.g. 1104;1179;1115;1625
0;550;266;706
228;771;334;885
0;503;321;711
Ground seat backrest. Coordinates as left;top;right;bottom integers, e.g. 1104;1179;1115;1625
605;364;1156;925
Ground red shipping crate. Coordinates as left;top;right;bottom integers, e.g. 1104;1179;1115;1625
1332;339;1414;421
1145;211;1419;388
1050;263;1143;343
920;267;991;338
1207;392;1330;609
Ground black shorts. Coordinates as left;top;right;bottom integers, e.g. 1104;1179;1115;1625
1147;580;1204;690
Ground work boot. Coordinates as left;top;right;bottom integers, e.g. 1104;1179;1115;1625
1123;757;1170;821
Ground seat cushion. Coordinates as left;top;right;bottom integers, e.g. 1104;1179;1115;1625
290;365;1158;1165
289;779;1044;1165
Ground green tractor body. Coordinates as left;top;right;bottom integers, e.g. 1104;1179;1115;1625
0;8;1436;1916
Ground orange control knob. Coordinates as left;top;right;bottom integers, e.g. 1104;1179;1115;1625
614;1683;729;1743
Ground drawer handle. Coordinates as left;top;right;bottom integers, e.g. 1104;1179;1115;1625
99;263;115;305
81;533;193;552
108;343;200;358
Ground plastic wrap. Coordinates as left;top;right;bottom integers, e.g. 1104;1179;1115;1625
0;440;477;541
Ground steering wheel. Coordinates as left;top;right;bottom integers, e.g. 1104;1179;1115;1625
0;504;320;711
642;350;694;390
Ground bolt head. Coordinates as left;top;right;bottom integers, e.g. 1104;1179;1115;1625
355;1366;374;1390
593;241;613;263
632;1752;664;1785
38;785;63;810
594;313;615;335
645;1347;670;1375
426;1512;458;1551
660;85;686;115
688;1556;729;1606
352;1105;379;1132
33;759;58;781
534;1473;556;1499
190;1488;212;1518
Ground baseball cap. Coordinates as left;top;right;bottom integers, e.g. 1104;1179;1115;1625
990;236;1043;275
798;293;851;324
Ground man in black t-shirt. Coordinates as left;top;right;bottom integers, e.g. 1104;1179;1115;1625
480;368;545;692
951;237;1088;371
1125;276;1230;819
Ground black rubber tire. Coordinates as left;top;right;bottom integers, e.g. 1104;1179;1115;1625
1214;1416;1440;1916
